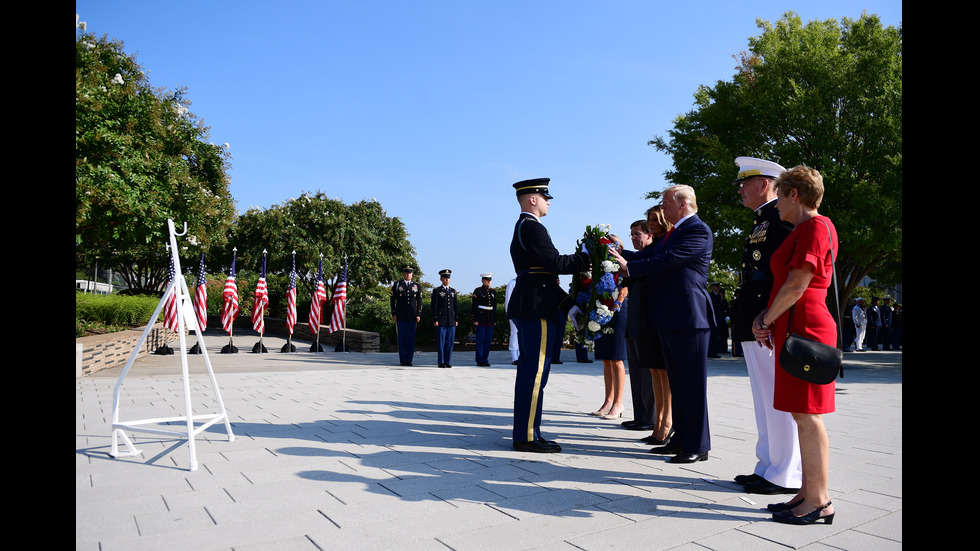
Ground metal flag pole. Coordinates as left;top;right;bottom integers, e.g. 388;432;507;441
310;253;324;352
220;248;239;354
252;249;269;353
281;250;298;353
109;219;234;471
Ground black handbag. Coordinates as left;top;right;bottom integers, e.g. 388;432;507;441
778;218;844;384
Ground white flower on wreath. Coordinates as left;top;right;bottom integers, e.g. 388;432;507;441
598;224;611;234
601;260;619;273
587;320;601;332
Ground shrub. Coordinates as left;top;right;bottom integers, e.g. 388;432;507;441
75;292;162;337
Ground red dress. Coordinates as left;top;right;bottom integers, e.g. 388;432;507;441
770;216;838;414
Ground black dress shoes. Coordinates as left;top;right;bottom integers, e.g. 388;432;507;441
650;442;684;455
513;439;561;453
625;423;655;431
744;478;800;495
669;452;708;463
734;473;762;485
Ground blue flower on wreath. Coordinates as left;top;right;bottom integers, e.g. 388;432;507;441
595;273;617;295
590;308;613;326
576;291;591;306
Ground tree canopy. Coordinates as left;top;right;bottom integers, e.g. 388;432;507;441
649;12;902;303
231;192;420;297
76;20;236;294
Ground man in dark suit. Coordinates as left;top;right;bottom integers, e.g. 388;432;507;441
508;178;589;453
622;219;657;432
730;156;801;495
609;184;714;463
391;266;422;366
431;269;458;368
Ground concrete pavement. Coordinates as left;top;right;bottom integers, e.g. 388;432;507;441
76;331;902;550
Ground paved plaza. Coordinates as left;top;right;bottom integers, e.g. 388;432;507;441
76;331;902;550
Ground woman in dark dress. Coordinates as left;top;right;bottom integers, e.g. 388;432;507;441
752;166;838;525
590;235;629;420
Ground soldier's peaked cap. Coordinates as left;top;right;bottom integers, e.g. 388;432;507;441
513;178;553;199
732;157;786;185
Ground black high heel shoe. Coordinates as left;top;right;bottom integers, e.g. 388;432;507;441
772;501;834;525
766;496;805;513
647;427;674;445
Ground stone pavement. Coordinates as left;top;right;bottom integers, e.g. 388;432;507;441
76;332;902;550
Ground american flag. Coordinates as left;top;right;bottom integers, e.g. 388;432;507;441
251;254;269;334
328;259;348;333
193;252;207;331
221;249;239;333
285;254;297;335
163;250;180;332
309;258;327;332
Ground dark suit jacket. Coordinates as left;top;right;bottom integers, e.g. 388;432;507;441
621;214;714;331
508;212;589;324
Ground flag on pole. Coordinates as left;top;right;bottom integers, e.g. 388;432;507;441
221;249;239;332
309;258;327;331
193;252;207;331
286;253;297;335
163;250;180;332
328;259;348;333
252;253;269;334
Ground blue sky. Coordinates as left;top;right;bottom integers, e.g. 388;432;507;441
76;1;902;291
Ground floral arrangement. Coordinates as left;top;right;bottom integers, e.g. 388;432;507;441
569;224;624;350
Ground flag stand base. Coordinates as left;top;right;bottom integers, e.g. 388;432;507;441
110;219;234;472
251;342;268;353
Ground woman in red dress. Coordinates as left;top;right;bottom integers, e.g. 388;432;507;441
752;166;838;525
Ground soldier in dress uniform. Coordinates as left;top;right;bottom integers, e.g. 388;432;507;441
391;265;423;366
730;156;802;495
432;269;458;368
508;178;589;453
472;273;496;367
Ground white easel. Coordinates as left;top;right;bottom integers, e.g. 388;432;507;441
109;219;235;471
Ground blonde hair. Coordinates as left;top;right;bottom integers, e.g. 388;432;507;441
664;184;698;213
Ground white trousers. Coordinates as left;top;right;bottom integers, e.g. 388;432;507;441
852;326;867;351
742;341;803;488
509;320;520;361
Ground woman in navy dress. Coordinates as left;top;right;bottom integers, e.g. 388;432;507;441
590;235;630;420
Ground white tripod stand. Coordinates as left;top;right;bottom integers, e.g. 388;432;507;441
109;219;235;471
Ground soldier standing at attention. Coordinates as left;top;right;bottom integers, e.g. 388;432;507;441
432;269;458;368
472;273;496;367
508;178;589;453
391;265;422;366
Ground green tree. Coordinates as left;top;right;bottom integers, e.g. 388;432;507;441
232;192;419;301
649;12;902;307
76;22;235;294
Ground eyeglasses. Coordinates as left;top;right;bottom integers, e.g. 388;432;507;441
738;176;767;189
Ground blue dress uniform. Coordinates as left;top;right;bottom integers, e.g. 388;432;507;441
391;266;422;366
431;269;458;367
472;274;497;366
508;178;589;452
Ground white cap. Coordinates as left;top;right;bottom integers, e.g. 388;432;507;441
480;273;493;279
733;156;786;184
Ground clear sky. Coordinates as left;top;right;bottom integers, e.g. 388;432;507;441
76;1;902;291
